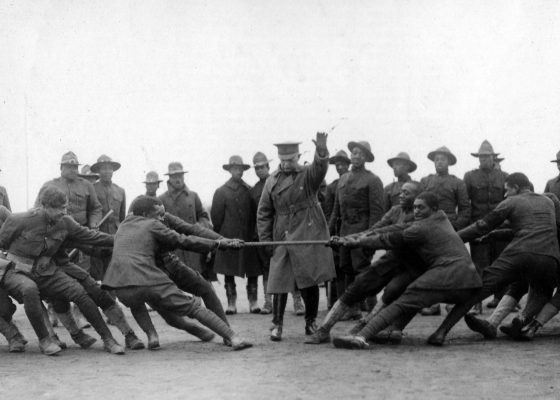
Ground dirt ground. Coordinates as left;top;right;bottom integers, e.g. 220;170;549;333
1;279;559;400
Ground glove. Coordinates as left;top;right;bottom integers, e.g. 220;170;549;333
312;132;328;157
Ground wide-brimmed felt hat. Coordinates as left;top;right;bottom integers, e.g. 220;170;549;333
387;152;417;172
143;171;163;183
253;152;272;167
60;151;81;166
78;165;99;179
329;150;351;165
274;142;302;161
427;146;457;166
165;162;188;175
223;155;250;171
91;154;121;173
551;150;560;163
471;140;499;157
347;141;374;162
494;156;505;163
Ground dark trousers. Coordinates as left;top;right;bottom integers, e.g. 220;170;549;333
1;269;49;339
272;285;319;325
61;262;115;310
163;253;228;323
34;270;112;339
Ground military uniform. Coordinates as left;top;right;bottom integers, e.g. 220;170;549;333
420;173;470;230
383;178;411;212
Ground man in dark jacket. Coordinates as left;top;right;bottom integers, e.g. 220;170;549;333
332;191;482;349
211;155;261;314
383;152;416;212
329;140;384;320
103;195;252;351
428;173;560;346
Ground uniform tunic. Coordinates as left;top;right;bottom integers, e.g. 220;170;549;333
257;152;336;293
211;178;260;277
93;181;126;234
383;176;412;212
250;177;271;274
545;175;560;200
159;183;211;273
420;172;470;230
36;177;102;228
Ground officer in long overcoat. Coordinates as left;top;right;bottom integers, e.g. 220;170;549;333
257;133;335;341
211;155;260;314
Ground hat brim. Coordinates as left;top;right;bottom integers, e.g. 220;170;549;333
387;157;417;173
223;164;251;171
471;152;499;157
164;171;187;176
329;156;351;165
90;161;121;173
143;180;163;183
551;159;560;163
347;142;374;162
60;162;81;166
79;174;99;178
278;152;300;161
428;151;457;166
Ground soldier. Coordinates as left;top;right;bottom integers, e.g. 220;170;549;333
329;141;384;320
324;150;350;308
144;171;163;197
545;150;560;199
211;155;261;314
36;151;103;327
159;162;213;280
257;133;336;341
90;154;126;281
383;152;416;211
419;146;471;315
78;165;99;184
463;140;508;314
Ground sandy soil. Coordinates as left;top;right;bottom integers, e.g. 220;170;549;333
1;280;559;400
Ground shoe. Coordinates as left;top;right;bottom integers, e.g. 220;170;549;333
467;303;483;316
519;320;542;341
230;336;253;351
332;335;369;350
388;330;403;344
7;337;26;353
52;333;67;350
39;337;62;356
147;332;160;350
125;332;145;350
103;338;125;355
305;320;318;335
500;317;525;340
421;304;441;316
270;325;282;341
426;331;445;346
305;327;330;344
71;330;97;349
260;305;272;315
464;314;497;339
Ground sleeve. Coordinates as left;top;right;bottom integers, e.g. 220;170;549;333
194;193;211;229
368;176;385;228
328;185;342;235
370;208;397;231
164;212;222;240
0;214;21;250
323;184;336;221
358;230;407;250
453;179;471;230
305;150;330;193
65;217;114;247
257;179;274;242
86;182;103;228
152;220;216;253
210;188;225;234
458;198;511;242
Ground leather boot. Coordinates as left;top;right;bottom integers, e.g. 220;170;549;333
292;291;305;316
305;319;318;335
247;284;261;314
270;293;287;341
500;316;526;340
468;302;483;315
332;335;369;350
260;278;272;315
131;306;159;350
229;335;253;351
421;304;441;316
519;319;542;341
103;304;145;350
225;283;237;315
427;301;474;346
56;310;97;349
103;337;125;355
464;314;497;339
73;303;91;330
305;300;349;344
519;303;559;341
0;317;26;353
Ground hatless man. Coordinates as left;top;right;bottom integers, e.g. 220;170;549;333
211;155;261;314
419;145;470;315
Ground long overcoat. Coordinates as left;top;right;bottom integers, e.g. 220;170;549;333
211;178;260;277
257;152;336;293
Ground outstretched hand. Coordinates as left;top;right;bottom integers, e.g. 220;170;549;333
312;132;328;156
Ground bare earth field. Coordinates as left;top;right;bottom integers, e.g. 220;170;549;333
1;280;559;400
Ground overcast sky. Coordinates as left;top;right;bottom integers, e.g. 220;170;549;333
2;1;560;212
